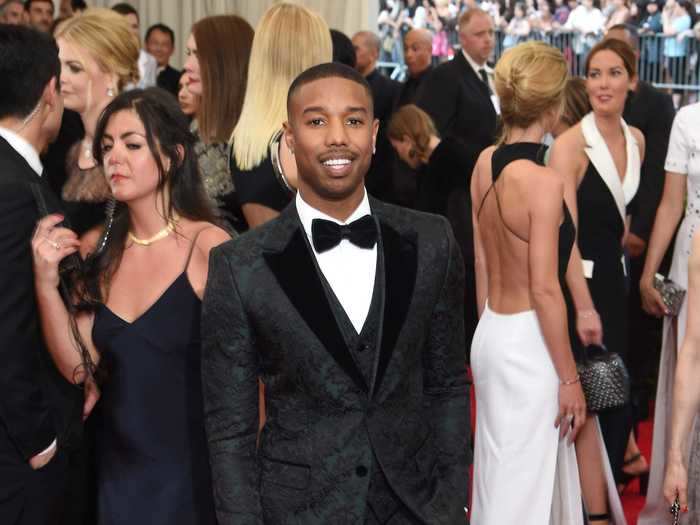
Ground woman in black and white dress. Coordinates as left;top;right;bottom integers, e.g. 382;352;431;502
550;38;645;523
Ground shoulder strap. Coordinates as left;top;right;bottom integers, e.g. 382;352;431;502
183;227;211;272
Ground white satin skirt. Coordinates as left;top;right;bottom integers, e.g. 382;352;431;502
470;303;583;525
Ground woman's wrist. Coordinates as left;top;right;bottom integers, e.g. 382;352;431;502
559;373;580;386
576;308;598;319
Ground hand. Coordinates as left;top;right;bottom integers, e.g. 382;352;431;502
664;456;688;512
555;381;586;444
576;309;603;347
83;377;101;421
640;277;668;317
28;443;56;470
31;214;80;290
625;233;647;258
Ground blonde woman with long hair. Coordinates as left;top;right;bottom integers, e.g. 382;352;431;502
54;8;139;233
230;2;332;229
470;41;585;523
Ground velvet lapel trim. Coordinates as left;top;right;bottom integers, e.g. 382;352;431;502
373;220;417;396
263;227;368;394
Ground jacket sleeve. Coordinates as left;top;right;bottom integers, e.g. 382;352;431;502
630;90;676;241
416;66;459;138
423;217;471;521
201;246;262;525
0;181;56;460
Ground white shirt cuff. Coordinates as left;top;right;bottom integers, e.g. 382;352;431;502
37;438;57;457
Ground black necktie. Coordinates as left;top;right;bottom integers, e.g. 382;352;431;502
311;215;378;253
479;68;492;95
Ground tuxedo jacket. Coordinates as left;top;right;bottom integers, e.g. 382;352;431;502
0;137;81;504
156;65;182;97
623;81;675;241
417;52;497;152
202;198;471;524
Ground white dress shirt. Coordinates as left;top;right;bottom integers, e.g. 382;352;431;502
0;126;42;176
296;190;377;334
462;50;499;113
0;127;56;458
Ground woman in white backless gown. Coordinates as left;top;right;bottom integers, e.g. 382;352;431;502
470;41;585;525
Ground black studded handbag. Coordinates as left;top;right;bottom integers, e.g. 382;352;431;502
576;344;630;413
653;273;686;317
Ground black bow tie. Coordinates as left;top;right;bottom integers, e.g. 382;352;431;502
311;215;378;253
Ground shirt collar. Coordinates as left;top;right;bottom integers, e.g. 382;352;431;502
462;49;492;76
296;189;372;243
0;126;42;176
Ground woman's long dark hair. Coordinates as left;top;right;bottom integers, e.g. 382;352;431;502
67;87;218;383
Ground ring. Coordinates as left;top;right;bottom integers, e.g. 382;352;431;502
47;238;60;250
566;414;574;423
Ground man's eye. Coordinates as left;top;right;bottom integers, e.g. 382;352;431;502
309;119;324;126
347;118;363;126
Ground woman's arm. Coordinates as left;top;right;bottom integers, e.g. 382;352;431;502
664;231;700;510
470;154;488;317
549;133;603;346
31;215;98;384
528;170;586;441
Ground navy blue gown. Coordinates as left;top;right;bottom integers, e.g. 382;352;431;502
91;258;216;525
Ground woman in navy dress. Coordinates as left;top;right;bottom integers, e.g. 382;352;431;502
32;88;230;524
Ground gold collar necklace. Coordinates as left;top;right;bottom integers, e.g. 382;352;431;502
128;218;178;246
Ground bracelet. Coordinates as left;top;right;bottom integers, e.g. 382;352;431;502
577;309;597;319
560;374;580;386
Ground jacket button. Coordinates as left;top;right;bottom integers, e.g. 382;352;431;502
356;465;368;477
358;344;368;353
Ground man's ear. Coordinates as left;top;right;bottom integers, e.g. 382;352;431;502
42;76;59;111
283;120;295;155
371;118;380;152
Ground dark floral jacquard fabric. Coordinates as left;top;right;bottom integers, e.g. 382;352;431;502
201;198;471;525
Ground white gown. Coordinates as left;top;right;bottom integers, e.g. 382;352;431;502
471;303;584;525
639;103;700;525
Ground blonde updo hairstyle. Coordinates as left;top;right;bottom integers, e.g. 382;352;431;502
494;41;568;144
55;8;140;92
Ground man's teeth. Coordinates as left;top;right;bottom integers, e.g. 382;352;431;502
323;159;351;166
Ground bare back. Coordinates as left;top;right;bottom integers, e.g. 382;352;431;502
472;143;571;314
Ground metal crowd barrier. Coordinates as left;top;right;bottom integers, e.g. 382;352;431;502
378;31;700;93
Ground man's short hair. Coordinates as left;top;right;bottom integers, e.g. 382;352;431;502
287;62;374;116
24;0;53;11
111;2;138;20
145;23;175;46
459;7;490;30
607;23;640;51
331;29;356;68
1;0;23;14
0;25;60;119
354;30;381;55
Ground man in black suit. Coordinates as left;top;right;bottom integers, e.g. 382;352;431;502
417;9;498;152
145;23;182;97
352;30;401;203
0;25;82;525
607;24;676;423
396;28;434;108
202;62;471;524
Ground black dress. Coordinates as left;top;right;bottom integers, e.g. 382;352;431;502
569;159;635;482
230;131;294;230
91;244;216;525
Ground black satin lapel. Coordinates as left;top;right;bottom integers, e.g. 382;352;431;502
263;229;368;393
374;222;417;395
